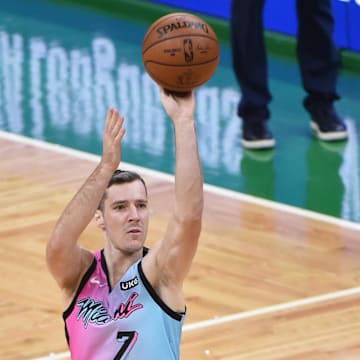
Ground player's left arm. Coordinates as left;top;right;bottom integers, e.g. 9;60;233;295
143;89;203;310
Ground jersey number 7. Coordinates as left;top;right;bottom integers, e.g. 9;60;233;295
114;331;138;359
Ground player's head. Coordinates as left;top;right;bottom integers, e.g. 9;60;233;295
98;170;148;211
95;169;150;251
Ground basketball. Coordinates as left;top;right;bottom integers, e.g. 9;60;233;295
142;12;219;94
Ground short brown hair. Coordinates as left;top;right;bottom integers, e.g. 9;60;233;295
98;170;147;211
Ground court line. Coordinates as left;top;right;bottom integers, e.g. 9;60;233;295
1;130;360;231
32;286;360;360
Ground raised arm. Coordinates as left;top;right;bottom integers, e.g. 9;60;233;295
46;108;125;296
143;89;203;309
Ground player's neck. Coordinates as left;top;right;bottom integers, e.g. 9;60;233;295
103;247;142;288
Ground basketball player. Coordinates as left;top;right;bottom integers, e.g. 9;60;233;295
46;88;203;360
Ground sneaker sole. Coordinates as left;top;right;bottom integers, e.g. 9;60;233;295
241;137;276;150
310;121;348;141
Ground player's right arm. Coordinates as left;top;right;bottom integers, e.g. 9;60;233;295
46;108;125;298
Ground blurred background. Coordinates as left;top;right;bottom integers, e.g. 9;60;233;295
0;0;359;221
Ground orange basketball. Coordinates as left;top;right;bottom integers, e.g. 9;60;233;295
142;12;219;93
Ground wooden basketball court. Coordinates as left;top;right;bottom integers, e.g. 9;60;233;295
1;131;360;359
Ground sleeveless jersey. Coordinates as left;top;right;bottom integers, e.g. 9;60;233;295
63;249;185;360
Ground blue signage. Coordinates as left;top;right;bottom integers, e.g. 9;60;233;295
148;0;360;52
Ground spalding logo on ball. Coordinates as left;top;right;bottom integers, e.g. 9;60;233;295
142;12;219;93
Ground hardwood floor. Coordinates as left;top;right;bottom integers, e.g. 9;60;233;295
1;132;360;359
181;293;360;359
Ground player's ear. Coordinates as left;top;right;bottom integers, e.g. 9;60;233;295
94;209;105;230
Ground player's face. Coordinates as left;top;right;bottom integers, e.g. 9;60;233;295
101;180;149;252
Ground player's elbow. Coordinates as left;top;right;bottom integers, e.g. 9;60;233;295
193;195;204;215
191;199;203;221
175;199;203;225
46;227;71;270
46;234;61;270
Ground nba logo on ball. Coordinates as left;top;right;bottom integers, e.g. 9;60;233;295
142;12;219;93
183;39;194;62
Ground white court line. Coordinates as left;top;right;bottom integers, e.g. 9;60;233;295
182;285;360;331
32;286;360;360
2;130;360;231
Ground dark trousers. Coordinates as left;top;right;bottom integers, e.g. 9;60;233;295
230;0;341;123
